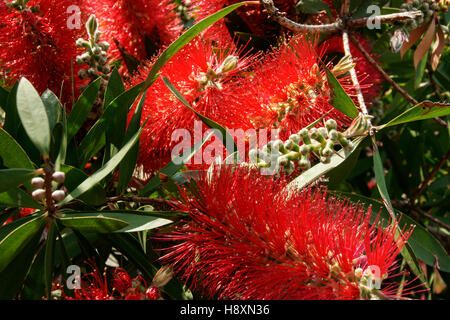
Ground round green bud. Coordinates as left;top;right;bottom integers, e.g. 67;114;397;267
325;119;337;131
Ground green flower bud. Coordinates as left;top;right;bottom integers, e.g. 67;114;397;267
318;127;328;138
284;140;300;152
52;171;65;184
272;140;287;154
328;129;339;142
286;151;300;161
86;15;98;36
299;128;312;145
299;144;311;156
277;156;289;167
218;55;239;74
325;119;337;131
289;134;300;144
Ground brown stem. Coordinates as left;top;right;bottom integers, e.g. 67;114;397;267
43;160;56;216
340;0;351;17
260;0;422;33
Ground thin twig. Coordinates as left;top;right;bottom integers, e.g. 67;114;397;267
260;0;422;33
391;199;450;232
342;30;368;115
411;150;450;203
348;33;448;128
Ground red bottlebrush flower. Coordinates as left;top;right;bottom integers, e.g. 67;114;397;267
112;268;132;295
190;1;296;47
61;262;158;300
145;287;161;300
86;0;182;69
0;0;87;105
130;38;259;175
160;165;415;300
243;35;353;140
320;34;383;104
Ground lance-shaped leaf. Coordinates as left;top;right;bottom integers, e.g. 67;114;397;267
44;221;57;298
413;17;435;70
0;188;43;209
377;101;450;129
118;91;147;193
16;78;51;156
103;69;125;110
59;126;145;206
0;169;38;194
324;67;359;119
66;78;101;142
58;211;173;233
0;213;46;272
0;128;35;169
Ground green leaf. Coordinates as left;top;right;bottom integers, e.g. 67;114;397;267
372;135;395;219
378;101;450;129
3;82;20;138
0;188;43;209
296;0;331;14
16;78;51;156
139;131;214;196
324;68;359;119
58;213;129;233
143;2;250;90
103;82;143;162
163;77;238;156
287;136;366;191
118;91;147;193
66;77;101;142
44;220;56;298
77;118;106;166
0;169;37;194
60;126;145;206
58;211;173;233
41;90;62;133
77;84;143;166
0;213;46;272
60;165;106;207
103;69;125;110
0;229;42;299
0;127;35;169
54;104;67;171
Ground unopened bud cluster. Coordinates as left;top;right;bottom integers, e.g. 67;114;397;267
401;0;448;30
31;171;66;202
249;119;354;175
76;15;111;94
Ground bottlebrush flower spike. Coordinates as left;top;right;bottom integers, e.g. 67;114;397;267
160;165;415;300
129;38;259;175
320;34;383;104
0;0;87;105
85;0;182;71
243;35;354;141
